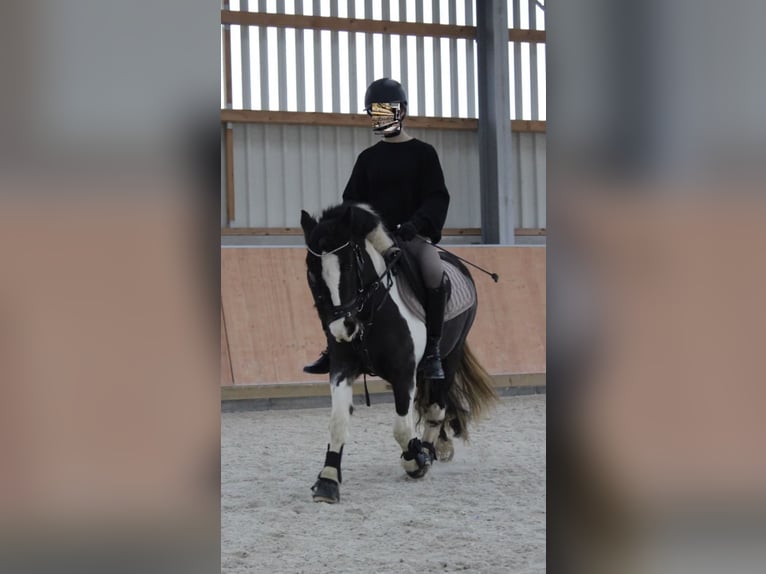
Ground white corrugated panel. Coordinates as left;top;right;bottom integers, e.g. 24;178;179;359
227;124;544;230
512;132;546;228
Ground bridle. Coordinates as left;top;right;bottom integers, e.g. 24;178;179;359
306;239;398;324
306;235;402;404
306;241;350;258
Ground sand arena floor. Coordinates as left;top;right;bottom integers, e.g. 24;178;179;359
222;394;545;574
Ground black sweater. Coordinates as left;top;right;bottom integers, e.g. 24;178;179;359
342;139;450;243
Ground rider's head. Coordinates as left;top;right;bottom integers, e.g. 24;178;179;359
364;78;407;138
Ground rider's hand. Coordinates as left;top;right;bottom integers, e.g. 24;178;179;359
395;221;418;241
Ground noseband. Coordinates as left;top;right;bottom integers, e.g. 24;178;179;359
306;241;351;258
307;240;395;323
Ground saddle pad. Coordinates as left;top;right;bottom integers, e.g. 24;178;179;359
396;259;476;323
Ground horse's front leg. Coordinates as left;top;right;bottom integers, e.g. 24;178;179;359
393;375;435;479
311;373;354;503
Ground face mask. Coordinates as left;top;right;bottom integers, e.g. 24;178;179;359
368;102;403;137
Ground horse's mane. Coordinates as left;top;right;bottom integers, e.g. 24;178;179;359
318;202;382;227
318;203;349;224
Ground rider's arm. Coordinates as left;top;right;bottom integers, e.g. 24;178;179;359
411;144;450;244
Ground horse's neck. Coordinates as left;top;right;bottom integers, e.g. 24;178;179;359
363;239;389;278
364;238;402;293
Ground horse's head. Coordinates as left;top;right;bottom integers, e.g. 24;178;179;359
301;203;385;343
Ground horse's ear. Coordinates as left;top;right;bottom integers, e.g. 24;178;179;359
300;210;317;242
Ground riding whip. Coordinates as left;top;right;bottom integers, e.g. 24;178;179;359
412;235;500;282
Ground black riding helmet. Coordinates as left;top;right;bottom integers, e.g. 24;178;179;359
364;78;408;111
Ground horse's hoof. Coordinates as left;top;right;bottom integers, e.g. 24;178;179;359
311;477;340;503
405;463;430;479
401;439;436;479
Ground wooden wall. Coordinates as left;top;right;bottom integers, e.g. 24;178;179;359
221;246;545;387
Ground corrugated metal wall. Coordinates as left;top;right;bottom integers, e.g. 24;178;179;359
226;124;545;229
226;0;546;121
221;0;547;235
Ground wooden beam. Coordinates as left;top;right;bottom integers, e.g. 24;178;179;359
222;4;233;108
224;125;235;222
515;228;547;236
221;10;476;39
221;227;546;237
222;227;481;236
220;109;546;133
222;227;302;236
221;10;546;44
223;109;371;128
509;29;546;43
221;109;477;130
511;119;547;133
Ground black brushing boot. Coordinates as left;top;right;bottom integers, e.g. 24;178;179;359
303;348;330;374
421;276;446;380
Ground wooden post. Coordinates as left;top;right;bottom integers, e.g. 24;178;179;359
222;1;235;223
224;124;235;223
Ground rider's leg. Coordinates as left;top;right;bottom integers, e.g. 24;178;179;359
304;337;330;374
408;238;446;380
304;295;331;374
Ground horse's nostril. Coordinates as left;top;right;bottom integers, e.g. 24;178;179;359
344;318;355;333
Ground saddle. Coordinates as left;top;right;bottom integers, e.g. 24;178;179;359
391;237;476;323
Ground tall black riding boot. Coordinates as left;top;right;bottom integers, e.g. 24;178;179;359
303;348;330;374
422;277;446;380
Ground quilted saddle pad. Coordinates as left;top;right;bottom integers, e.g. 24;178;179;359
395;259;476;323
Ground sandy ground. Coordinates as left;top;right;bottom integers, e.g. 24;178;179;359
222;394;545;574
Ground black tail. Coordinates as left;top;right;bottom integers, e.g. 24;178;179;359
416;341;498;440
446;341;498;440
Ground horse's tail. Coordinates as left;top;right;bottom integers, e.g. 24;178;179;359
447;341;498;441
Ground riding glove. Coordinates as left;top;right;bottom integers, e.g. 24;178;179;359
395;221;419;241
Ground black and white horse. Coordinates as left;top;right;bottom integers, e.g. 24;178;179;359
301;202;497;503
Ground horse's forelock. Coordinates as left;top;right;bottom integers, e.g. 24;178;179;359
352;203;381;221
318;204;348;224
315;203;383;249
311;205;355;252
318;203;381;227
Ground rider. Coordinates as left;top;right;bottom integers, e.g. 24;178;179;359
304;78;450;380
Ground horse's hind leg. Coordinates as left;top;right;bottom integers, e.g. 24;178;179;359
421;400;447;458
312;376;354;503
393;376;435;478
423;353;461;462
435;424;455;462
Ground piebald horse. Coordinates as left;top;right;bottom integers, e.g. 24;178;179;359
301;202;496;503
